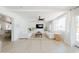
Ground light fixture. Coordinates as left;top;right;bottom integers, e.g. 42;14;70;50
38;16;45;21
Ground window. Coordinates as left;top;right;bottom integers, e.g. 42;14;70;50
76;16;79;41
53;16;66;32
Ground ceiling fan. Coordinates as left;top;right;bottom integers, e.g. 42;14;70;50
31;16;45;22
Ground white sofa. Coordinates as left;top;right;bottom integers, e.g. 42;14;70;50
46;31;54;39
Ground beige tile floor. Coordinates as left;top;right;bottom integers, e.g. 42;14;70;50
0;37;79;53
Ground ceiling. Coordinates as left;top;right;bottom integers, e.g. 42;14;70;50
4;6;73;12
4;6;74;22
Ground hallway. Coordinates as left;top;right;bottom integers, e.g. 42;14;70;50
1;37;79;53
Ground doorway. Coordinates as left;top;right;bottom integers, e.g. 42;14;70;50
0;14;12;42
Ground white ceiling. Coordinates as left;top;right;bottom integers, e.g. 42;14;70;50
4;6;74;22
5;6;73;12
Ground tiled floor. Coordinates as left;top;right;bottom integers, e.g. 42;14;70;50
0;37;79;53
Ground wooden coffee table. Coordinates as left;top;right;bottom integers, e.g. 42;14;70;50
35;32;42;38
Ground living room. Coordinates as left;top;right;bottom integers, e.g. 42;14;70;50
0;6;79;52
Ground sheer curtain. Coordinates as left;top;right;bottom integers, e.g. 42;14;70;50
76;16;79;41
53;16;66;33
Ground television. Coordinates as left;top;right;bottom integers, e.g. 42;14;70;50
36;24;43;29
